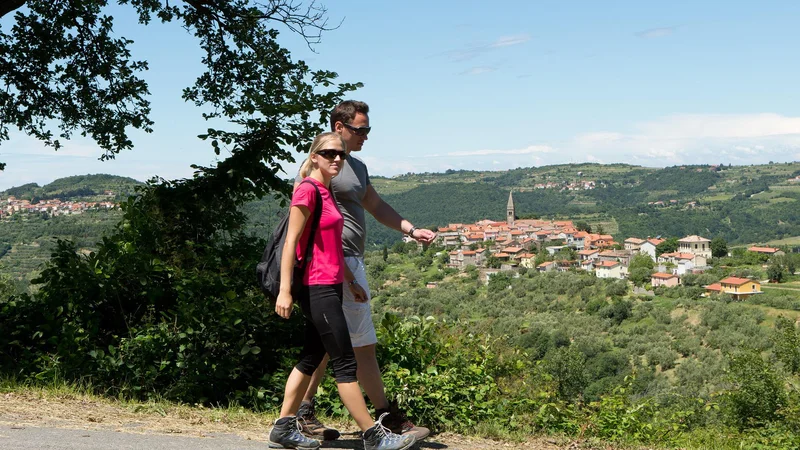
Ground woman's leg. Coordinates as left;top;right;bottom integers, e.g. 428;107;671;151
307;284;373;431
280;285;327;418
279;368;313;418
337;381;374;430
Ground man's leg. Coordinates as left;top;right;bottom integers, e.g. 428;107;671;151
354;343;389;410
344;257;430;440
296;354;341;440
302;354;329;402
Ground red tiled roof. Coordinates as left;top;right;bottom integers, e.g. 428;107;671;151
720;277;754;286
679;235;710;243
595;261;620;268
502;246;523;253
748;246;780;254
705;283;722;291
652;272;677;279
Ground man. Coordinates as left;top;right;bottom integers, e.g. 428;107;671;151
293;100;436;441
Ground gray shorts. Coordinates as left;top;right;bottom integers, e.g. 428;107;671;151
342;256;378;347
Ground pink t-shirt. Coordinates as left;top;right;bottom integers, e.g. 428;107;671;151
292;178;345;285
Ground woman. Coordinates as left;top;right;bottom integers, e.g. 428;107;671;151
269;132;415;450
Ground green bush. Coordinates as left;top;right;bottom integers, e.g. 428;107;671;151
723;351;787;427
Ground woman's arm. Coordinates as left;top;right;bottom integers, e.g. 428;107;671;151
275;204;310;319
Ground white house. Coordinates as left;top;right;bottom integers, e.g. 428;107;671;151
595;260;624;279
678;235;712;259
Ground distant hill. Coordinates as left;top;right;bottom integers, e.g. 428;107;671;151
363;161;800;247
2;174;144;202
2;163;799;292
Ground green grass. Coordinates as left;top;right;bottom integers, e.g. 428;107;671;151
371;178;420;195
762;236;800;246
701;193;734;202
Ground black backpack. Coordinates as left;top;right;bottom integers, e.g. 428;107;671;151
256;179;323;301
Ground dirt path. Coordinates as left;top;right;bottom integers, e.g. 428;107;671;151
0;392;618;450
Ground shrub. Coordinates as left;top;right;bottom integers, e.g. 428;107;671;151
723;351;787;427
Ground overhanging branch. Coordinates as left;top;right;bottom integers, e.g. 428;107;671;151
0;0;26;19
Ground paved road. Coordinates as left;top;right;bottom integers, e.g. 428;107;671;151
0;424;274;449
0;425;431;450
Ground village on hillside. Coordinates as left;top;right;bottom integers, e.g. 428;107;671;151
0;195;117;218
425;191;784;299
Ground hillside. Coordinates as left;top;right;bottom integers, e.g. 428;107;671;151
363;162;800;248
2;164;799;290
2;174;144;201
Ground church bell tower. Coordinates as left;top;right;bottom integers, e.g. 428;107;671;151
507;190;515;226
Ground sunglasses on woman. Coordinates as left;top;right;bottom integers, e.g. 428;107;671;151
316;149;347;160
343;123;371;137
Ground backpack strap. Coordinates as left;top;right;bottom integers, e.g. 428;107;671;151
298;179;323;269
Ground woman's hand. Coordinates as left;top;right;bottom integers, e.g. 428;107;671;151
275;291;294;319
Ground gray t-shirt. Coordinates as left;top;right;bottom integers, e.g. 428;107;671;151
295;154;370;257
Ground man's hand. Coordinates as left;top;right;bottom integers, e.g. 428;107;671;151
275;291;293;319
411;228;437;244
349;282;368;303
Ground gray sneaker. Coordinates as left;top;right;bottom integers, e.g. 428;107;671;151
363;412;416;450
269;416;321;449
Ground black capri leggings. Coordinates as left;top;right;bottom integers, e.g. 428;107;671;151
294;283;358;383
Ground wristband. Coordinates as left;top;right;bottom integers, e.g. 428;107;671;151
407;226;417;236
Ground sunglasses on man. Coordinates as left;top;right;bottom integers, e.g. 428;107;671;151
316;149;347;160
343;123;371;137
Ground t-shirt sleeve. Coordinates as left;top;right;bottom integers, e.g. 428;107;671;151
364;164;370;186
291;182;317;211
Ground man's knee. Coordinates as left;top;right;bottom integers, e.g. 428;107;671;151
353;343;377;362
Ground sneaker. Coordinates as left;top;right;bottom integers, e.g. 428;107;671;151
375;402;430;441
269;416;320;449
297;399;341;441
363;412;416;450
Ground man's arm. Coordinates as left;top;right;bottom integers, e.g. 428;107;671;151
362;184;436;244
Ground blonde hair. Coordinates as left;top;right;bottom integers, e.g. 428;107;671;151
299;132;347;178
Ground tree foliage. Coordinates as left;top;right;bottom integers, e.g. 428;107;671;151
656;237;679;256
710;237;728;258
0;0;359;405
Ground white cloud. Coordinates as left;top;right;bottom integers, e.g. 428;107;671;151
440;33;531;62
447;145;554;157
636;113;800;139
489;34;531;48
369;113;800;176
460;66;496;76
568;113;800;166
635;26;676;39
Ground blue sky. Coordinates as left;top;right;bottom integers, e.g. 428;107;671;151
2;0;800;190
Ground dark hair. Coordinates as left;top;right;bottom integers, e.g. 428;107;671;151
330;100;369;131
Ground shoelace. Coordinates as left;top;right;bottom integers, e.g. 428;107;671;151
290;416;307;437
373;412;393;438
303;412;324;428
